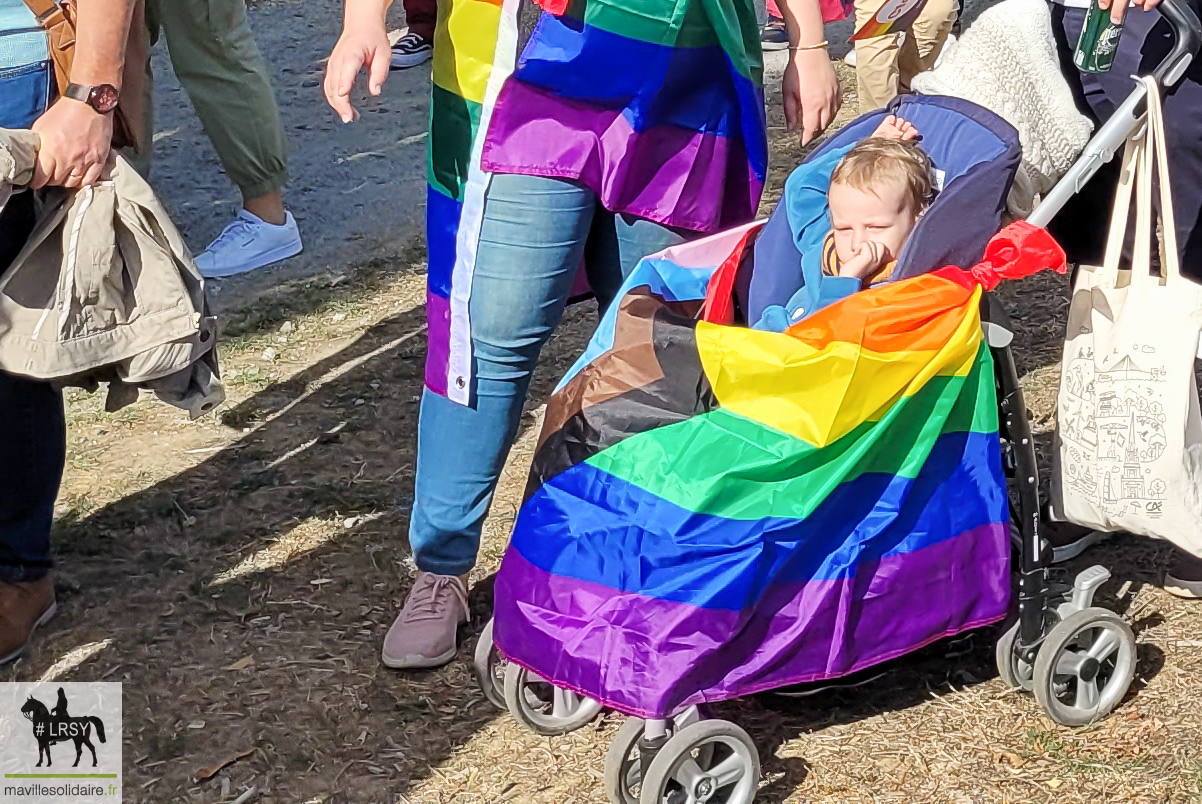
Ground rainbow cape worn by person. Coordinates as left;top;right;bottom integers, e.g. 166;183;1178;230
479;0;770;233
425;0;511;402
424;0;852;404
492;222;1065;719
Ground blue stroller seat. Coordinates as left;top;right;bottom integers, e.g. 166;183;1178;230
746;94;1021;324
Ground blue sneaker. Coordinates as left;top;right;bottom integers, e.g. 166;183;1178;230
391;32;433;70
761;18;788;51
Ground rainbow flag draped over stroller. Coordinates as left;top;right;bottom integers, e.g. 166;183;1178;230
492;221;1064;720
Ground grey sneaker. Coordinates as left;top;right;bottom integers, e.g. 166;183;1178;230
1044;521;1113;563
1164;550;1202;599
381;572;469;669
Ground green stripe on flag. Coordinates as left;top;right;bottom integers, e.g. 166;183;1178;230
428;84;481;203
575;0;720;49
568;0;762;83
587;346;998;521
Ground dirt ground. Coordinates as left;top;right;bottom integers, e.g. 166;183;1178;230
7;56;1202;804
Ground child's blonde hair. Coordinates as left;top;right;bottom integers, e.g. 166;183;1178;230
830;138;935;215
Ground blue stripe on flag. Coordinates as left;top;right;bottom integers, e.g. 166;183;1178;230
511;430;1006;611
426;185;463;299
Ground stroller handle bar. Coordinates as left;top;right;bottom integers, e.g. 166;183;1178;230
1154;0;1202;86
1027;0;1201;228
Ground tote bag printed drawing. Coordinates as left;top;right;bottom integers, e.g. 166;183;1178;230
1052;78;1202;554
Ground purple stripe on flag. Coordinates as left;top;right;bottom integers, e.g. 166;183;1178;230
481;80;763;234
425;290;451;396
493;522;1010;718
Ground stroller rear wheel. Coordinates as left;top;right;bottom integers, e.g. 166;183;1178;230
1033;608;1136;726
473;618;507;710
502;663;603;736
638;720;759;804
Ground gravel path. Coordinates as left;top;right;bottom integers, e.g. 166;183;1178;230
148;0;431;307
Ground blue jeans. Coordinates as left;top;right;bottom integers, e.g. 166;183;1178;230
0;54;65;583
0;194;65;583
409;173;688;576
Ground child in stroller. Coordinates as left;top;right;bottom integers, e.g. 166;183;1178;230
471;4;1200;802
753;114;933;330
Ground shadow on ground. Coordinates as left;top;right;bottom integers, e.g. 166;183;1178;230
7;281;593;801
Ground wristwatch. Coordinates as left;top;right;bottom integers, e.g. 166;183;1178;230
63;83;120;114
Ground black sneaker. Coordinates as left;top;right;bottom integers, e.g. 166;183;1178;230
391;32;433;70
760;18;789;51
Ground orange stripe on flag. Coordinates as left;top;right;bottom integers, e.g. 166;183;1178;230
784;272;976;354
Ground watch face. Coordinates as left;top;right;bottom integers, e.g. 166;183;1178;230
89;84;119;114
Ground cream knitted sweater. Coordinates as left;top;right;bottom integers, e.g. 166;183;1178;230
911;0;1093;218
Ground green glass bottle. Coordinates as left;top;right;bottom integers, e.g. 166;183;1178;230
1074;0;1125;73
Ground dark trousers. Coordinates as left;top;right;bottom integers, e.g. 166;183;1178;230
0;192;65;583
404;0;438;42
1049;2;1202;280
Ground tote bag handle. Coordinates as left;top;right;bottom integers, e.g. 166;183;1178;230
1100;125;1139;283
1103;78;1185;289
1135;77;1183;287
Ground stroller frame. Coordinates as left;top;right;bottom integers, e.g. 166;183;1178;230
477;4;1202;802
1008;0;1201;711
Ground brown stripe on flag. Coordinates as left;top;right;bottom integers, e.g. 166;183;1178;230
524;287;714;500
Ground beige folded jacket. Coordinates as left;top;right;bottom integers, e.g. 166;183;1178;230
0;128;223;418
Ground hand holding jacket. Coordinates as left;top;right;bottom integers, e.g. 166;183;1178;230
31;0;136;189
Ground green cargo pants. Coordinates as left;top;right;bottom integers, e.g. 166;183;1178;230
134;0;288;200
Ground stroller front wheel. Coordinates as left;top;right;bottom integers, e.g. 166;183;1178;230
502;663;603;736
994;617;1036;692
638;719;759;804
604;708;708;804
473;618;507;710
1032;607;1136;726
605;717;650;804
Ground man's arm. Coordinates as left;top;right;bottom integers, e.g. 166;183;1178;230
31;0;137;189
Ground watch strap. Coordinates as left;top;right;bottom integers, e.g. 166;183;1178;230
63;83;91;104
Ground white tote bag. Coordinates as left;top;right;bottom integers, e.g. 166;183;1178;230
1052;77;1202;554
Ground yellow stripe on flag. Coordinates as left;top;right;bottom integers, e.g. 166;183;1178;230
695;287;983;446
432;0;503;105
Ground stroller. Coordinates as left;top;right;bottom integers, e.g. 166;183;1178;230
471;3;1201;802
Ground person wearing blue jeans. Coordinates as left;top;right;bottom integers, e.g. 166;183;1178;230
0;0;137;664
386;179;689;668
327;0;842;670
1046;0;1202;594
0;191;65;623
